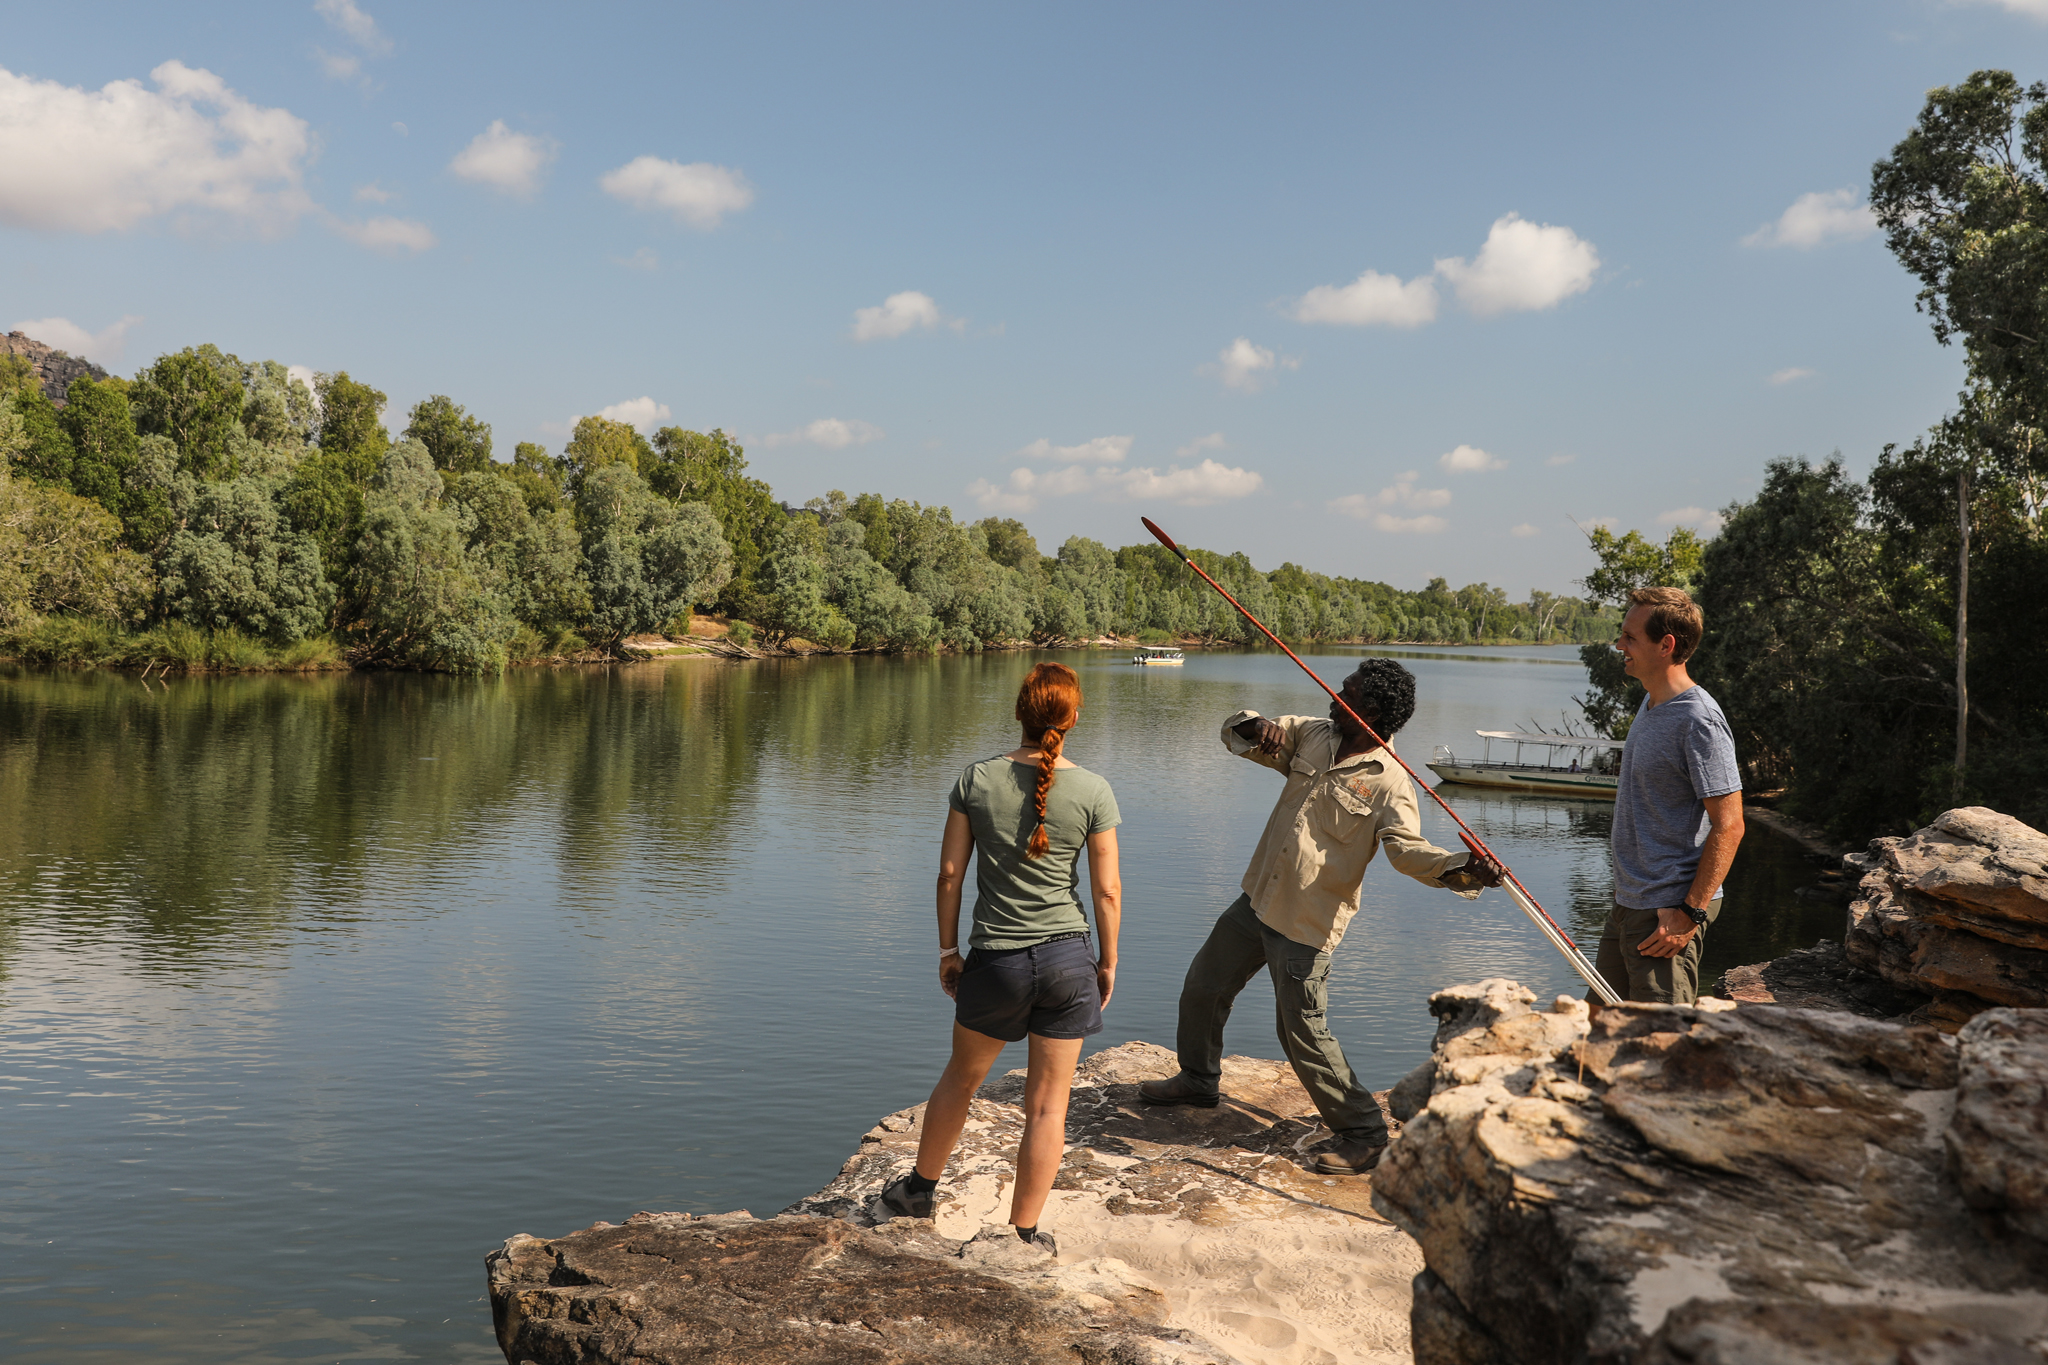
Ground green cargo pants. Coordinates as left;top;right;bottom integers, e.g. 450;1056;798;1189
1174;894;1387;1144
1585;899;1722;1005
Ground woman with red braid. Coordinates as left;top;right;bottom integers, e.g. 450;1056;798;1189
878;662;1122;1253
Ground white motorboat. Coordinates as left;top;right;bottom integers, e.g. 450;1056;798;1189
1427;730;1622;799
1131;646;1185;665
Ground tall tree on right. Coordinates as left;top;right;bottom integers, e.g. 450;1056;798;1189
1872;70;2048;791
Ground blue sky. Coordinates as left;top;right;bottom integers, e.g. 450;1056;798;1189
4;1;2045;596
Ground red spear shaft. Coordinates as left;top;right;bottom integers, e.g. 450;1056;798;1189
1142;516;1620;1004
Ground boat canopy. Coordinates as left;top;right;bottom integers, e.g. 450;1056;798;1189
1475;730;1624;750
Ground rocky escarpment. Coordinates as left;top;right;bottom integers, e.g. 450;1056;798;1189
1371;979;2048;1364
1843;807;2048;1028
488;1041;1425;1365
488;1210;1232;1365
1;331;110;406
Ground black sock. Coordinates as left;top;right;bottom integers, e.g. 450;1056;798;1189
905;1170;938;1196
1015;1224;1036;1242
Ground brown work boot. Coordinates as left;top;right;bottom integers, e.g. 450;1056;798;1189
1310;1136;1389;1175
1137;1073;1220;1108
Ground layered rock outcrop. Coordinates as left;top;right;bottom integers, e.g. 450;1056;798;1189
1371;979;2048;1364
1;331;110;406
1844;807;2048;1026
489;1041;1424;1365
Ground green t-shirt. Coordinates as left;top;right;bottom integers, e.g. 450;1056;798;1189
949;756;1121;950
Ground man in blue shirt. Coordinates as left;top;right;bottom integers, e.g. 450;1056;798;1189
1593;586;1745;1006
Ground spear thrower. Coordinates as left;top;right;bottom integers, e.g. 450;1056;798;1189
1142;516;1621;1005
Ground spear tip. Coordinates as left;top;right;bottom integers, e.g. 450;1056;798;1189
1141;516;1181;554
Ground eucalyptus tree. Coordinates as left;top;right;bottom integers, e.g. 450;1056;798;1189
573;462;732;650
404;395;493;474
1872;71;2048;786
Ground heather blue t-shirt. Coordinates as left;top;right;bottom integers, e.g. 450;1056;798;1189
1611;685;1741;910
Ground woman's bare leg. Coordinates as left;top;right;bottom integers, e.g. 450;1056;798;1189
1009;1032;1084;1230
913;1023;1010;1180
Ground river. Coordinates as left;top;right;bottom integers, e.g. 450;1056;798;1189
0;646;1840;1362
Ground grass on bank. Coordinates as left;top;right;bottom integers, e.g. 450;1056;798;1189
5;617;345;672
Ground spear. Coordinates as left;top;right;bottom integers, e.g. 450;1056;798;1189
1142;516;1621;1005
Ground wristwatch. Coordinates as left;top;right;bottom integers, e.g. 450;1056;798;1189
1681;903;1709;927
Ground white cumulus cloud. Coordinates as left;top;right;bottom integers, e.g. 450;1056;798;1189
1743;189;1877;249
1656;506;1723;533
449;121;556;199
329;214;435;254
1176;432;1227;458
851;290;960;342
1105;460;1263;506
1511;523;1541;537
1203;337;1299;391
1439;443;1505;473
1330;470;1452;534
353;182;396;203
577;396;672;432
600;156;754;229
1290;269;1439;328
1435;213;1600;316
10;314;144;365
970;455;1259;512
1768;366;1815;385
1969;0;2048;15
1016;435;1132;464
315;0;391;53
0;61;315;234
1546;453;1577;467
762;418;884;449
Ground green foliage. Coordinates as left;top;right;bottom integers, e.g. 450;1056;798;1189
8;384;76;488
823;520;934;648
563;416;649;487
155;474;335;643
574;463;734;649
6;616;341;670
505;441;567;515
755;517;833;645
131;348;247;478
344;441;517;673
405;395;493;474
0;464;155;630
315;371;389;457
57;377;139;513
648;427;784;611
1872;71;2048;428
446;471;589;633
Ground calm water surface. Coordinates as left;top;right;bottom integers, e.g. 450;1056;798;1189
0;647;1840;1362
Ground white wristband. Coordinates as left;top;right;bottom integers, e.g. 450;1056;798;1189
939;947;960;959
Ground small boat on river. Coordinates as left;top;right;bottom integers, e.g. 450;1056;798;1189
1131;645;1185;665
1427;730;1623;799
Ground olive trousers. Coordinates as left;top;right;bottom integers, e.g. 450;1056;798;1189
1173;894;1388;1144
1586;899;1722;1005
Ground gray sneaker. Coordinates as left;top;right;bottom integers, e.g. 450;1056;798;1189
878;1174;935;1220
1019;1227;1058;1256
1310;1136;1389;1175
1137;1073;1221;1108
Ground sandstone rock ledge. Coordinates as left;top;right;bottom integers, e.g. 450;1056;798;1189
488;1041;1424;1365
1371;979;2048;1365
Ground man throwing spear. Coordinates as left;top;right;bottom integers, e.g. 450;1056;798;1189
1139;658;1503;1175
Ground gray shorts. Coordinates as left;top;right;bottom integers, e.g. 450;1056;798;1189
955;935;1103;1042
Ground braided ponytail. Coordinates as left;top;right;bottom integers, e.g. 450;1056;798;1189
1029;725;1064;859
1014;663;1081;861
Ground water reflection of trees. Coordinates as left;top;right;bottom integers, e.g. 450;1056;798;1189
0;664;798;966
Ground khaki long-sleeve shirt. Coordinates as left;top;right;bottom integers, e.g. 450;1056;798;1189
1224;710;1479;952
